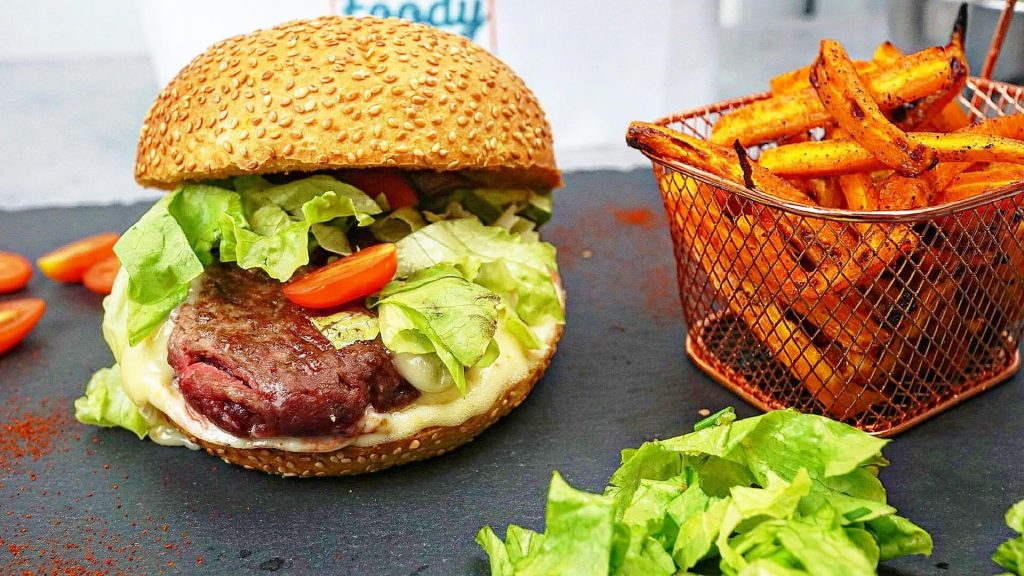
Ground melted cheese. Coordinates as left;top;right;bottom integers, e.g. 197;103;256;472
104;270;560;452
392;352;455;393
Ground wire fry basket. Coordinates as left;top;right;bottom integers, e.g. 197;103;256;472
640;78;1024;436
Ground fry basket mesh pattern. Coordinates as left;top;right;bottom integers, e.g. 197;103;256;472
647;79;1024;435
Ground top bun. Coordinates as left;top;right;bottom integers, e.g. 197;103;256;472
135;17;560;189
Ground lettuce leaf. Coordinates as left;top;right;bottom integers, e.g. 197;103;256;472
994;499;1024;575
243;174;381;222
514;472;617;576
425;188;552;227
370;206;426;242
373;265;500;393
74;366;149;439
395;218;562;330
310;221;353;255
167;185;242;266
114;176;380;344
222;176;382;280
115;196;205;346
476;409;930;575
310;310;380;349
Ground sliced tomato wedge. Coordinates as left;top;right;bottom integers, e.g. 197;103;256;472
284;243;398;309
0;252;32;294
37;232;119;283
0;298;45;355
83;255;121;296
341;170;419;209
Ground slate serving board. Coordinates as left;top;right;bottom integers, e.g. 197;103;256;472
1;169;1021;575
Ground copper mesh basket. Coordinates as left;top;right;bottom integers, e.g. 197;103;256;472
638;78;1024;436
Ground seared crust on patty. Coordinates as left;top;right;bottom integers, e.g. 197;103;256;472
169;265;417;439
177;322;562;476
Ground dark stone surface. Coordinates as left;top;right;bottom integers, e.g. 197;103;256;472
0;169;1020;575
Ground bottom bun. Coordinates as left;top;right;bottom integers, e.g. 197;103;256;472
176;323;562;477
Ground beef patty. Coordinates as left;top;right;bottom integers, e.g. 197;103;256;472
167;265;419;439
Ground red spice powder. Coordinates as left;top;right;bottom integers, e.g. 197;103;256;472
0;397;72;476
545;226;583;268
545;199;680;322
0;397;192;574
643;264;682;322
1;506;191;574
613;207;659;228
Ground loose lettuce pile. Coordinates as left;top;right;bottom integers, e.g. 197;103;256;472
995;499;1024;575
477;408;932;575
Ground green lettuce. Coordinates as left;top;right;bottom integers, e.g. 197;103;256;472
477;473;616;576
310;221;353;255
222;175;382;280
477;408;931;575
115;196;206;345
395;218;562;331
73;366;149;439
370;206;427;242
372;265;500;394
114;176;380;345
995;499;1024;575
425;188;552;228
310;310;380;349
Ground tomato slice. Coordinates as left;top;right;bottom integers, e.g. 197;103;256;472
341;170;419;209
284;244;398;309
0;298;45;355
0;252;32;294
37;232;119;283
83;255;121;296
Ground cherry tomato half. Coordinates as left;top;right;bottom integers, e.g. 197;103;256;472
0;298;46;355
0;252;32;294
284;243;398;309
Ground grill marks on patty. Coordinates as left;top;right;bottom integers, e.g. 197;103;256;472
167;265;418;439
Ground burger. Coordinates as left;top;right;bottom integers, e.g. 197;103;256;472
73;16;564;476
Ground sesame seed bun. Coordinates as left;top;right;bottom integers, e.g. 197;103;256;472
135;16;560;190
181;321;562;477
